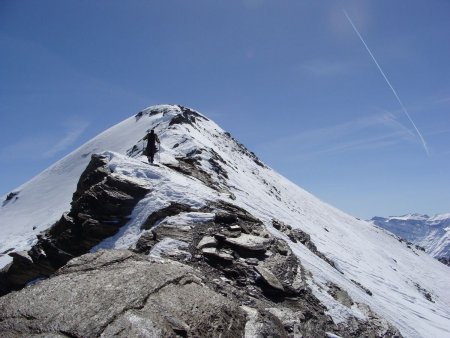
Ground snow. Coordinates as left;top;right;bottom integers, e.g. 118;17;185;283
370;213;450;259
149;238;190;260
1;104;450;337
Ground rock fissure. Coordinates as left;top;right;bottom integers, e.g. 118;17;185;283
98;272;190;336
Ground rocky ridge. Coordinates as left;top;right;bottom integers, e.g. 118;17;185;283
0;154;149;295
1;104;448;337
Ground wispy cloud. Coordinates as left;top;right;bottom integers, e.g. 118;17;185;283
435;97;450;104
260;112;417;158
425;128;450;137
0;118;89;161
43;119;90;158
316;129;411;155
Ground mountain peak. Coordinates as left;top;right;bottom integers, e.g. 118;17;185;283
1;105;450;337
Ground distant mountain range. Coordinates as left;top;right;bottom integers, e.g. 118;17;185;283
369;213;450;265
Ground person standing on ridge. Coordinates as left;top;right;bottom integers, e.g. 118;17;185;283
143;129;160;164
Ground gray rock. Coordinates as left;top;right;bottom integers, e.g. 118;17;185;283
0;154;150;296
225;234;272;252
141;202;192;230
327;282;354;308
0;250;247;337
202;248;234;262
255;265;285;293
134;230;157;253
196;235;217;249
154;222;193;243
242;306;287;338
215;212;238;225
246;258;260;266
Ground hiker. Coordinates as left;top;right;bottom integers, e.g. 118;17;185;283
143;129;160;164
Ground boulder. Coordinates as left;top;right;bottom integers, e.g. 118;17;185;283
214;212;238;225
202;248;234;262
0;250;247;337
196;235;217;249
225;233;272;253
141;202;192;230
255;265;285;293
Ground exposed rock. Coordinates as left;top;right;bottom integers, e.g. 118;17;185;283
149;238;191;261
0;250;247;337
333;303;403;338
168;105;208;127
265;307;305;336
225;233;272;253
211;200;262;225
275;240;290;256
141;202;192;230
0;154;150;295
438;256;450;266
154;222;194;243
223;131;266;168
0;105;408;337
2;191;19;207
202;248;234;262
208;158;229;179
165;157;222;192
196;235;217;249
215;212;238;225
351;279;373;296
288;228;312;244
273;219;338;271
246;258;260;266
327;282;354;308
0;248;14;255
414;282;434;303
242;306;287;338
0;197;403;338
255;265;285;293
134;231;157;254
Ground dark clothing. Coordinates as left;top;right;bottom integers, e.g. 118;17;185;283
143;131;160;163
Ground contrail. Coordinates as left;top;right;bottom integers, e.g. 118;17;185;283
343;10;429;155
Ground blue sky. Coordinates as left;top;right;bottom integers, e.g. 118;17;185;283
1;0;449;218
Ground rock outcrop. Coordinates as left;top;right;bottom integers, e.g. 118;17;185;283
0;154;150;295
0;250;248;338
130;200;402;337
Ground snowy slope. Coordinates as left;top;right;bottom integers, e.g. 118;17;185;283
370;214;450;260
0;106;178;267
1;105;449;338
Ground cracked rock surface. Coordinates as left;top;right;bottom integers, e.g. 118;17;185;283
0;250;247;338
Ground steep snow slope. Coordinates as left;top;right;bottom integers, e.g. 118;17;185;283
1;105;449;338
0;106;179;267
370;214;450;261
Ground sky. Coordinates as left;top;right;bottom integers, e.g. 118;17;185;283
1;0;449;219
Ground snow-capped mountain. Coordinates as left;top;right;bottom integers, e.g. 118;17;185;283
0;105;449;338
370;214;450;265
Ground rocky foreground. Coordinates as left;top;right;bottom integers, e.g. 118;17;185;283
0;153;400;337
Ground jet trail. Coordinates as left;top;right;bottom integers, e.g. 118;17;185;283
343;10;429;155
